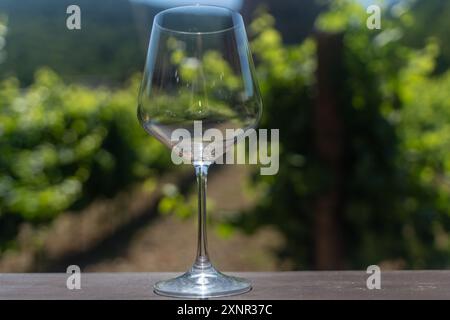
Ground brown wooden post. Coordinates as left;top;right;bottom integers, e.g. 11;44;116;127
313;32;345;270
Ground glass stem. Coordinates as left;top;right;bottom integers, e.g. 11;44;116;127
194;164;211;269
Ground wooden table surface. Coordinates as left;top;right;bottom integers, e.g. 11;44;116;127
0;271;449;299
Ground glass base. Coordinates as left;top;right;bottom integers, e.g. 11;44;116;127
154;262;252;298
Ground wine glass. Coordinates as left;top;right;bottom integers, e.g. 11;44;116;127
137;5;262;298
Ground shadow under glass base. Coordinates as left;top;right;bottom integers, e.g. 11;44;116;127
154;263;252;299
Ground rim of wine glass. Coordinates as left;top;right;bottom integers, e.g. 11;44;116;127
153;5;243;35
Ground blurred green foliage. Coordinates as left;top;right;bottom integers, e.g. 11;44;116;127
0;68;170;250
228;0;450;269
0;0;144;85
405;0;450;74
1;0;450;270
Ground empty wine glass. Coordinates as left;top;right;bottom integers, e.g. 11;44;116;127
137;5;262;298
